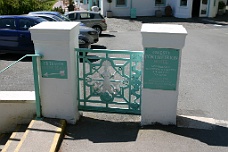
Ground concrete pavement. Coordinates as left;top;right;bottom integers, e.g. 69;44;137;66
59;19;228;151
1;12;228;151
59;112;228;152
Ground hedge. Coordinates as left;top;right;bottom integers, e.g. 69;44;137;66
0;0;57;15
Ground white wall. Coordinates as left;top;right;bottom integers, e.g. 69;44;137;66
132;0;154;16
0;91;36;133
101;0;226;18
30;22;80;124
141;24;187;125
174;0;192;18
102;0;131;16
101;0;193;18
209;0;227;17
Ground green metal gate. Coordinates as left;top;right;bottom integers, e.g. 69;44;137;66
76;48;143;115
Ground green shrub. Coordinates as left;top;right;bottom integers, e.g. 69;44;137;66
218;1;226;9
0;0;56;15
52;6;65;14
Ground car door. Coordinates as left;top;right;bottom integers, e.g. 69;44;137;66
16;17;36;53
78;12;93;27
0;17;19;53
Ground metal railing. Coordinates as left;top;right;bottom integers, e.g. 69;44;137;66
76;48;143;115
0;54;42;119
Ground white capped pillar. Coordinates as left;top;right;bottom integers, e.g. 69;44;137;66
141;24;187;125
30;22;80;124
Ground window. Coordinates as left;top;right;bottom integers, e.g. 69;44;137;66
40;16;53;21
0;18;16;30
80;13;91;19
18;19;35;30
81;0;89;4
68;13;76;20
155;0;165;6
202;0;208;4
180;0;187;6
116;0;127;7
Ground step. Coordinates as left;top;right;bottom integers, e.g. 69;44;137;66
1;124;28;152
0;91;36;133
13;118;66;152
0;133;11;151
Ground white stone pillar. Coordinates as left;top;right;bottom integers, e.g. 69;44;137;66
30;22;80;124
141;24;187;125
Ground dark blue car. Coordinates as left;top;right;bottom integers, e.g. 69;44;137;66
0;15;46;54
0;15;90;54
28;11;71;21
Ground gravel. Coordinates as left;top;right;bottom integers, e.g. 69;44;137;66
105;15;228;32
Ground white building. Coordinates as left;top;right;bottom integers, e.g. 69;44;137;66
80;0;227;18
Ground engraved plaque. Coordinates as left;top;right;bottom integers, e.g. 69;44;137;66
143;48;179;90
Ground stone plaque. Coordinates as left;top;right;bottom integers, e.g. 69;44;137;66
143;48;179;90
41;60;68;79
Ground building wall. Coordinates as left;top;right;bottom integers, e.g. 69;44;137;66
132;0;154;16
0;91;36;133
174;0;193;18
100;0;226;18
209;0;227;17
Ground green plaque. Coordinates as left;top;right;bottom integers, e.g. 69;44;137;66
41;60;68;79
143;48;179;90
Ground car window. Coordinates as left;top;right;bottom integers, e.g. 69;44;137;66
68;13;75;20
35;18;47;23
80;13;91;19
39;16;54;21
52;15;63;21
59;14;71;21
96;14;104;19
90;13;95;19
19;18;36;30
0;18;16;30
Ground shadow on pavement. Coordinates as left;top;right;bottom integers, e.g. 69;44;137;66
91;45;107;49
143;116;228;147
0;53;32;62
0;133;11;151
64;116;140;143
99;34;116;38
63;115;228;147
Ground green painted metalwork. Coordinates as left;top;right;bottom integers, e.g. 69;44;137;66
76;48;143;115
0;54;33;74
143;48;179;90
32;55;42;118
0;54;42;118
130;8;137;19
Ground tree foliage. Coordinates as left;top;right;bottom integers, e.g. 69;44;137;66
0;0;57;15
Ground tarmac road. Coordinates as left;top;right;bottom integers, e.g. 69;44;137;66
0;25;228;121
59;26;228;152
95;27;228;121
1;19;228;152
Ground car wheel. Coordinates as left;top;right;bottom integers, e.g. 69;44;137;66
93;26;102;35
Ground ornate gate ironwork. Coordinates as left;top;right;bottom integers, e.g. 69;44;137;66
76;48;143;115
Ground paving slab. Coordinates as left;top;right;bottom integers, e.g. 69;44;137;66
14;118;66;152
59;112;228;152
2;124;28;152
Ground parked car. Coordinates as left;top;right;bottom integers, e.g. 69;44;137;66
28;13;86;26
28;12;99;44
0;15;90;54
28;14;63;22
28;11;71;21
64;11;107;35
